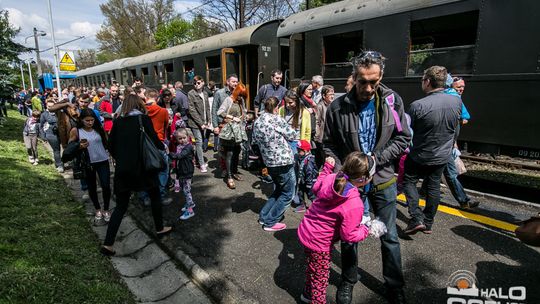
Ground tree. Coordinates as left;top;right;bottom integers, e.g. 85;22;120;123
0;9;30;97
154;17;193;49
301;0;341;10
190;14;222;41
194;0;299;32
75;49;98;70
96;0;174;58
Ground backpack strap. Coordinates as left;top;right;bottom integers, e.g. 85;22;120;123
385;93;402;133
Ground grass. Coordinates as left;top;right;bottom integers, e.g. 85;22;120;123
0;109;135;304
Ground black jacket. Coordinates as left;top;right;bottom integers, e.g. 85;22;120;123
109;114;163;192
170;144;194;179
323;83;411;186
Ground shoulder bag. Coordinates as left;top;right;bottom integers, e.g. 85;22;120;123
138;115;165;172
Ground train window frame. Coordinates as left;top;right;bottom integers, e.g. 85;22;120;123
164;63;174;84
407;11;479;77
322;31;363;80
206;55;222;87
183;60;195;84
141;66;151;85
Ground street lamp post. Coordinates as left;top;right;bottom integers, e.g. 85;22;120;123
47;0;62;95
26;59;34;91
19;63;26;91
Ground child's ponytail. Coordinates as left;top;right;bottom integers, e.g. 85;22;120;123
334;172;349;195
333;151;372;195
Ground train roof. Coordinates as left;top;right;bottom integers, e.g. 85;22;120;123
277;0;461;37
74;58;132;77
122;20;280;68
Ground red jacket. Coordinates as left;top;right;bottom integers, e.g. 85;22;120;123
146;102;169;142
100;99;113;132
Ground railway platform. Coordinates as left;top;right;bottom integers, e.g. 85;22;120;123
127;150;540;304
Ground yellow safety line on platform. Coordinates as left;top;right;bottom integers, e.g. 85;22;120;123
396;194;518;232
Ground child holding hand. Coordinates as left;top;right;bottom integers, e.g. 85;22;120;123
297;151;375;304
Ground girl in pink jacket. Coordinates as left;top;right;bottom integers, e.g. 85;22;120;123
298;151;373;304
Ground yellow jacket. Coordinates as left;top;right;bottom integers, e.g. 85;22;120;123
278;106;311;142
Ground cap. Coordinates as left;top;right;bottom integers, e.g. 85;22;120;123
297;140;311;151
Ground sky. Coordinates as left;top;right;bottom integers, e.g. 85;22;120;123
0;0;201;65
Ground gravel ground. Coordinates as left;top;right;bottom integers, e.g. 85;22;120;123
463;160;540;190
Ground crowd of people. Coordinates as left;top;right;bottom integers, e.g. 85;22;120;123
17;50;479;304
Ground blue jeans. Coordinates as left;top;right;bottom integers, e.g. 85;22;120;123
444;155;469;204
259;164;296;227
341;183;404;289
191;127;205;166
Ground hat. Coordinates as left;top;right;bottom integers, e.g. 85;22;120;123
297;140;311;151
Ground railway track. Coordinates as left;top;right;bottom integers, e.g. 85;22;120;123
460;154;540;171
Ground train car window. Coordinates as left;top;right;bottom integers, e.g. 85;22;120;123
183;60;195;84
129;69;136;81
164;63;174;84
224;53;240;79
323;31;362;79
407;11;479;76
206;56;222;87
153;65;159;82
106;74;111;86
141;67;151;85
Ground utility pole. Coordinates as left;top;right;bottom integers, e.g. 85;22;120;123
47;0;62;94
26;60;34;91
33;27;45;76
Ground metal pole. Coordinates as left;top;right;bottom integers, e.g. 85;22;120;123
33;27;43;76
47;0;62;94
27;61;34;91
20;63;26;91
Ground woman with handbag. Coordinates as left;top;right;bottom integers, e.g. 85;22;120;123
40;95;64;172
68;108;111;222
101;95;172;256
217;83;248;189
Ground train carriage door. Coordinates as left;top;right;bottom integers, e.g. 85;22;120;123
221;48;248;108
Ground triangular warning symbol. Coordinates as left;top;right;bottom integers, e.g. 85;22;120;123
60;52;74;64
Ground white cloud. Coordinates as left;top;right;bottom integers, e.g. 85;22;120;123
174;0;202;17
70;21;101;37
6;7;49;33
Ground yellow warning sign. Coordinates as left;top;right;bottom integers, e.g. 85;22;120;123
59;50;76;72
60;52;75;64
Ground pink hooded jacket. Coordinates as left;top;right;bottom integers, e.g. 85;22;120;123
298;163;369;252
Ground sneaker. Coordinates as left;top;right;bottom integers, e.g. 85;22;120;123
258;219;264;225
336;281;354;304
179;208;195;220
103;211;111;222
82;193;90;200
261;175;273;184
460;200;480;210
293;205;306;213
28;156;34;163
200;164;208;173
300;292;311;303
56;166;65;173
422;224;433;234
162;197;173;206
181;204;196;212
33;159;38;165
94;210;103;221
404;221;426;235
263;222;286;232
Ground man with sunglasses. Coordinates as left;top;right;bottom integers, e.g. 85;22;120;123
187;75;211;173
324;51;410;304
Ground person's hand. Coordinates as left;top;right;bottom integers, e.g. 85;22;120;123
213;127;220;134
79;140;89;149
175;112;181;118
233;117;241;123
462;119;468;125
325;157;335;166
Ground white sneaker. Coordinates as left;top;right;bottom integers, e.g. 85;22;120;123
95;210;103;221
82;193;89;200
56;166;65;173
200;164;208;173
33;160;39;166
103;211;111;222
28;156;34;163
179;208;195;220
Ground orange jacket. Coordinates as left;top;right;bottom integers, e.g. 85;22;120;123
146;102;168;142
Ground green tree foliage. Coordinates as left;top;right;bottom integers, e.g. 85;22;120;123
0;10;30;97
300;0;341;10
190;14;222;41
154;17;193;49
96;0;174;57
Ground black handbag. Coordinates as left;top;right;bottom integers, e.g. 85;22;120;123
72;150;89;180
138;115;165;172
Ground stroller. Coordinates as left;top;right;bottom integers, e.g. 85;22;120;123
241;111;262;171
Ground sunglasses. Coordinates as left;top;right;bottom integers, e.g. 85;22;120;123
360;50;383;59
453;77;463;82
196;81;203;85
